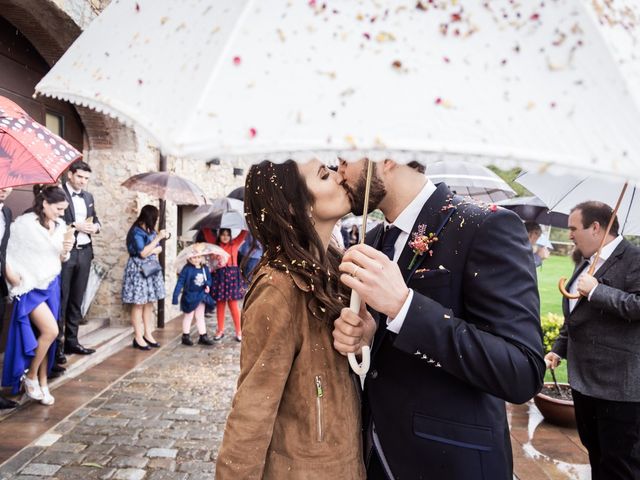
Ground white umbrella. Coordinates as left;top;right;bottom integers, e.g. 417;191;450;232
35;0;640;182
34;0;640;378
426;160;515;202
516;172;640;236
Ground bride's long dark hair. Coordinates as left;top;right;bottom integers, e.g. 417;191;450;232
244;160;347;321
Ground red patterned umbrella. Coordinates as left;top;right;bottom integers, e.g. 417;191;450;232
0;96;82;189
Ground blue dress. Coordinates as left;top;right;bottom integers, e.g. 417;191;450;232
1;276;60;394
121;226;166;304
172;264;213;313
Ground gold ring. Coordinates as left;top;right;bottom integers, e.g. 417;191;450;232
352;265;360;278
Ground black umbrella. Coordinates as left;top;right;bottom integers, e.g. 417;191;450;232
495;196;568;228
228;186;244;201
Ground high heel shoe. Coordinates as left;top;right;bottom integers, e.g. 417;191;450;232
143;336;160;348
21;374;43;401
40;386;55;406
132;339;151;351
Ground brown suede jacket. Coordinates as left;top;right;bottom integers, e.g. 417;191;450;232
216;263;365;479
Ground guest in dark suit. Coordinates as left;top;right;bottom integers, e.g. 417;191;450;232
58;161;101;360
546;201;640;480
333;159;545;479
0;188;18;409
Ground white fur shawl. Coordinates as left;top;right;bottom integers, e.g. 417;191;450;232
6;212;66;297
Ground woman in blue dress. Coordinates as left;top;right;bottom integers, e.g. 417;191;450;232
121;205;167;350
2;186;74;406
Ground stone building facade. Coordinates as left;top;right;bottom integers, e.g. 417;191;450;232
0;0;249;327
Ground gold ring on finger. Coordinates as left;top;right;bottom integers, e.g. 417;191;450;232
352;265;360;278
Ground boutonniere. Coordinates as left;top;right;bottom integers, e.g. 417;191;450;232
408;224;439;270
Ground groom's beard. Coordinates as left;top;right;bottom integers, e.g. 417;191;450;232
344;166;386;215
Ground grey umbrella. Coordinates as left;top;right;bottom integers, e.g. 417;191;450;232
494;196;569;228
426;160;516;203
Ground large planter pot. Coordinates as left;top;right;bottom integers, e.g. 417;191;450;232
533;382;577;428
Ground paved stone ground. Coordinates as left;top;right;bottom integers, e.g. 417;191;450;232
0;321;240;480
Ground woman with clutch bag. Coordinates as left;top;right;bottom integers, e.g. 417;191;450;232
122;204;168;350
1;186;74;406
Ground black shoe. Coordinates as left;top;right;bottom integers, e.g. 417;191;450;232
56;353;67;365
143;337;160;348
64;344;96;355
51;364;66;374
79;318;89;325
181;334;194;346
0;397;18;410
198;334;214;346
132;339;151;351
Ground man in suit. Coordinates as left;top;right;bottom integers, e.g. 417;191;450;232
0;188;18;409
332;159;545;479
545;201;640;480
57;161;101;361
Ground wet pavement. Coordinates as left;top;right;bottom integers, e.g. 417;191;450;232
0;314;590;480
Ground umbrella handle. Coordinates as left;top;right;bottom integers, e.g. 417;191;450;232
558;277;581;300
347;290;371;384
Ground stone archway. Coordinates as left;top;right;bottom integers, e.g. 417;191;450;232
0;0;136;151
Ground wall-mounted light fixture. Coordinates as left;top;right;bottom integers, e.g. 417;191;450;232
206;158;220;167
233;167;244;177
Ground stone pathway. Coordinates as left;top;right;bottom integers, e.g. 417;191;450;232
0;326;240;480
0;314;589;480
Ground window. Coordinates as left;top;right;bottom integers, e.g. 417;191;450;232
45;111;64;136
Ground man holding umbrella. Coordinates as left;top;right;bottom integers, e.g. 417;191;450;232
546;201;640;479
333;159;545;479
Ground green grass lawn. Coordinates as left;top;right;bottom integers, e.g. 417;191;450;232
537;254;574;383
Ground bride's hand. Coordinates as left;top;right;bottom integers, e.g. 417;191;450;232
332;304;376;356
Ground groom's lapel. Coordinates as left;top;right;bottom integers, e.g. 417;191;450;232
396;183;455;283
371;183;455;358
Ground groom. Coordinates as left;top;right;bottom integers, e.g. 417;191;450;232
333;159;545;479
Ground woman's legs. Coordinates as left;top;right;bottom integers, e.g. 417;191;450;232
228;300;241;337
142;302;156;343
216;301;226;336
194;303;207;335
27;302;59;386
131;304;147;346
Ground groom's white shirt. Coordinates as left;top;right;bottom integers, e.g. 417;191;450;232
384;179;436;333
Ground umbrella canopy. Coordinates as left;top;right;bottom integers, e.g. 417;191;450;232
173;242;230;273
122;171;206;205
35;0;640;180
228;186;244;201
191;196;245;231
516;172;640;235
193;197;243;217
495;196;569;228
426;160;515;203
0;96;82;188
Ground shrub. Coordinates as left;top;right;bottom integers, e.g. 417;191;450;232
541;312;564;354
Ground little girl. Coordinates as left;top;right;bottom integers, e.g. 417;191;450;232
172;247;215;346
212;228;247;341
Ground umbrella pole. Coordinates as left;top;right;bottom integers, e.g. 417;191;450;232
559;181;628;299
157;153;168;328
348;159;373;380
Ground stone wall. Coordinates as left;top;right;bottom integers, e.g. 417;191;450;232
84;139;249;326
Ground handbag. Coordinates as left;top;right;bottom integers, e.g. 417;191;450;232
140;258;162;278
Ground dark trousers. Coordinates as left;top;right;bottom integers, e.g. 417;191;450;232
573;389;640;480
58;246;92;347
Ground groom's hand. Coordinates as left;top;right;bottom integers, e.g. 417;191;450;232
332;304;377;356
339;244;410;318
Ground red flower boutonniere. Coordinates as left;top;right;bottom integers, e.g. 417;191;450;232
408;224;438;270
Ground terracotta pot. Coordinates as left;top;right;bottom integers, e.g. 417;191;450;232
533;382;577;428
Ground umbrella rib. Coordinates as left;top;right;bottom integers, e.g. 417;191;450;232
547;177;590;211
620;185;635;235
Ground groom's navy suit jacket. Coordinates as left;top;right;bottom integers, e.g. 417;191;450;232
363;183;545;479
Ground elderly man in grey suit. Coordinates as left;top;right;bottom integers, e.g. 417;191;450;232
545;201;640;480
